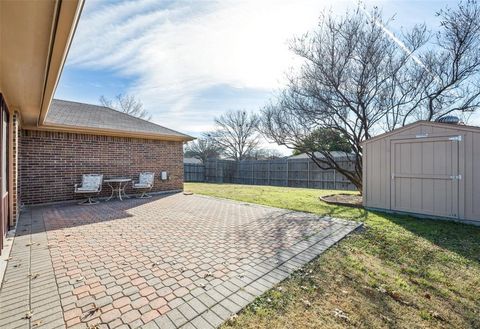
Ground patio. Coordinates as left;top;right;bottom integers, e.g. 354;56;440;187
0;193;360;329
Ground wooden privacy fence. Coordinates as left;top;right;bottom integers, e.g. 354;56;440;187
184;158;356;190
184;163;206;182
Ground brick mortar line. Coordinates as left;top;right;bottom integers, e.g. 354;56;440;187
163;220;361;328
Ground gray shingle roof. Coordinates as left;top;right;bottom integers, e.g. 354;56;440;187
45;99;193;140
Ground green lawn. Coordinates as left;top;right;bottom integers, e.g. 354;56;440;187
185;183;480;329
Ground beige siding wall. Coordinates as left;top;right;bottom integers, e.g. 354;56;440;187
363;122;480;223
364;138;390;209
466;131;480;220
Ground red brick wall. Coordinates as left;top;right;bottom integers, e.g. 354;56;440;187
12;112;20;222
19;130;184;205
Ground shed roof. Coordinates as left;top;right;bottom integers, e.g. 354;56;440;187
362;120;480;145
38;99;194;141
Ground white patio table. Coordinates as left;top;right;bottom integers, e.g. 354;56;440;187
104;178;131;201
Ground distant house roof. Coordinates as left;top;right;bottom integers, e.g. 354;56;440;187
37;99;194;141
289;151;353;160
183;157;203;164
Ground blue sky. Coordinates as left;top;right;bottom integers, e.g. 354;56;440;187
55;0;474;151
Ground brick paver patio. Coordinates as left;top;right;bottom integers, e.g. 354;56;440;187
0;193;360;329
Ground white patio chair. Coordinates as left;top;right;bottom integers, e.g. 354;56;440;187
132;172;155;198
74;174;103;205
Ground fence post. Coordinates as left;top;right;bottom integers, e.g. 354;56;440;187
268;161;271;186
307;161;310;188
252;161;254;185
236;161;239;184
286;160;289;187
333;169;336;190
215;159;218;183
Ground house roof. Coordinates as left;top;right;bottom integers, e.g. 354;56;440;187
362;120;480;145
289;151;353;160
39;99;194;141
184;157;203;164
0;1;84;126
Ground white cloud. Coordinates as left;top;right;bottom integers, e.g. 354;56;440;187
66;0;338;135
67;0;480;146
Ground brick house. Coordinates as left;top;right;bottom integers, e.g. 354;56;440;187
0;1;193;255
20;99;193;205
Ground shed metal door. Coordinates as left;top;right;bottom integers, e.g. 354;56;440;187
391;136;460;218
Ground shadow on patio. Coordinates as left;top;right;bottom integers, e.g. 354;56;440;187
16;192;180;236
1;193;360;329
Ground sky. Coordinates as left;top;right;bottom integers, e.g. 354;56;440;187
55;0;475;154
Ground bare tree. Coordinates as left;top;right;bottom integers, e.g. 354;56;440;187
411;0;480;123
261;2;480;192
211;110;261;161
99;94;152;120
246;148;284;160
184;136;223;163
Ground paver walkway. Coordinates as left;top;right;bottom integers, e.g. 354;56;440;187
0;193;360;329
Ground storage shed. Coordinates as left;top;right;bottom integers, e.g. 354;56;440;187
362;120;480;225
